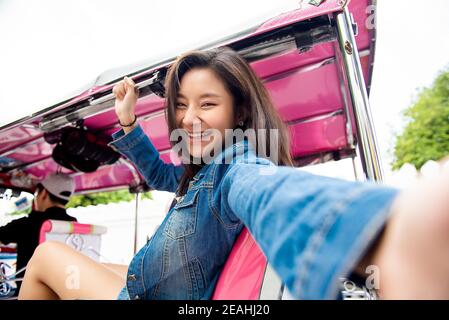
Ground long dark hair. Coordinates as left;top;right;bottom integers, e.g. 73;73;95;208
164;47;293;195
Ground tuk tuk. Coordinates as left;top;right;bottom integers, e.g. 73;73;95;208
0;0;382;300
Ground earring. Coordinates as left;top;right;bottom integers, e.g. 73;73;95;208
238;120;244;127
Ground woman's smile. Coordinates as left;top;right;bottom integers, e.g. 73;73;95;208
187;130;212;140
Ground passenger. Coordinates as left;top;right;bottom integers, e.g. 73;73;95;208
0;173;77;294
17;48;449;300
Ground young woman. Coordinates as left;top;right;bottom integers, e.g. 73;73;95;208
19;47;449;300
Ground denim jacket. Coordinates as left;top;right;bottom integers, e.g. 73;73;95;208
110;124;399;300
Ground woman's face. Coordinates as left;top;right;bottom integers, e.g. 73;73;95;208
175;67;236;160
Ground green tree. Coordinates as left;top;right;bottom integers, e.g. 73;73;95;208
66;189;153;209
6;189;152;216
393;68;449;170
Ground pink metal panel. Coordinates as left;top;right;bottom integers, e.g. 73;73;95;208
290;113;348;157
84;94;166;130
25;160;73;181
3;139;52;163
0;126;42;154
36;85;114;127
16;158;137;192
72;163;136;192
250;44;335;80
212;228;266;300
104;112;171;151
133;115;171;151
265;60;344;122
360;54;370;85
254;0;343;36
349;0;373;50
101;60;346;154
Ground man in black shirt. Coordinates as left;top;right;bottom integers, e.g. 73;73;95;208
0;173;77;293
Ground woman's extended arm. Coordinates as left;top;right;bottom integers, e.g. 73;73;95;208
220;162;399;299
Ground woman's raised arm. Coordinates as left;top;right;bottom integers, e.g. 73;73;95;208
108;77;184;193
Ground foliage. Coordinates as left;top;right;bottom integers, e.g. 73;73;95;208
393;69;449;170
66;189;153;208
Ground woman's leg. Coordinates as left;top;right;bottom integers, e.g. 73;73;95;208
19;241;126;300
102;263;129;279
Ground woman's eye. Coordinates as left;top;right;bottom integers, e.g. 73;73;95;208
201;103;216;108
176;103;187;109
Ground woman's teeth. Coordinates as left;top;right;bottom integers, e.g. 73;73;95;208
189;131;211;139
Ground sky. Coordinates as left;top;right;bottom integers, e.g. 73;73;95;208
369;0;449;176
0;0;448;178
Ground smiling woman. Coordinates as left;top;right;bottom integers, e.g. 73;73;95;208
163;49;294;196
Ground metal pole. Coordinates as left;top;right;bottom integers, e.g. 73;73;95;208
133;192;140;254
335;7;384;182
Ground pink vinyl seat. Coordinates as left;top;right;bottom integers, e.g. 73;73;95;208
212;227;268;300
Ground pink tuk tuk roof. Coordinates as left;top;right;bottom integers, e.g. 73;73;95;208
0;0;376;194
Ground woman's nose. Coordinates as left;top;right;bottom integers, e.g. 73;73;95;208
182;106;201;128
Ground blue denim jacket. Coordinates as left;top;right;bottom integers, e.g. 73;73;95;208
110;124;399;300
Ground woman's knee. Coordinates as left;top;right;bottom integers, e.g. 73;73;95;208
30;241;69;267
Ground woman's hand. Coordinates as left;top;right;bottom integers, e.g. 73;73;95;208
365;160;449;299
113;76;139;132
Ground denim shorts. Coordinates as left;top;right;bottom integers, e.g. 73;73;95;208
117;286;130;300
